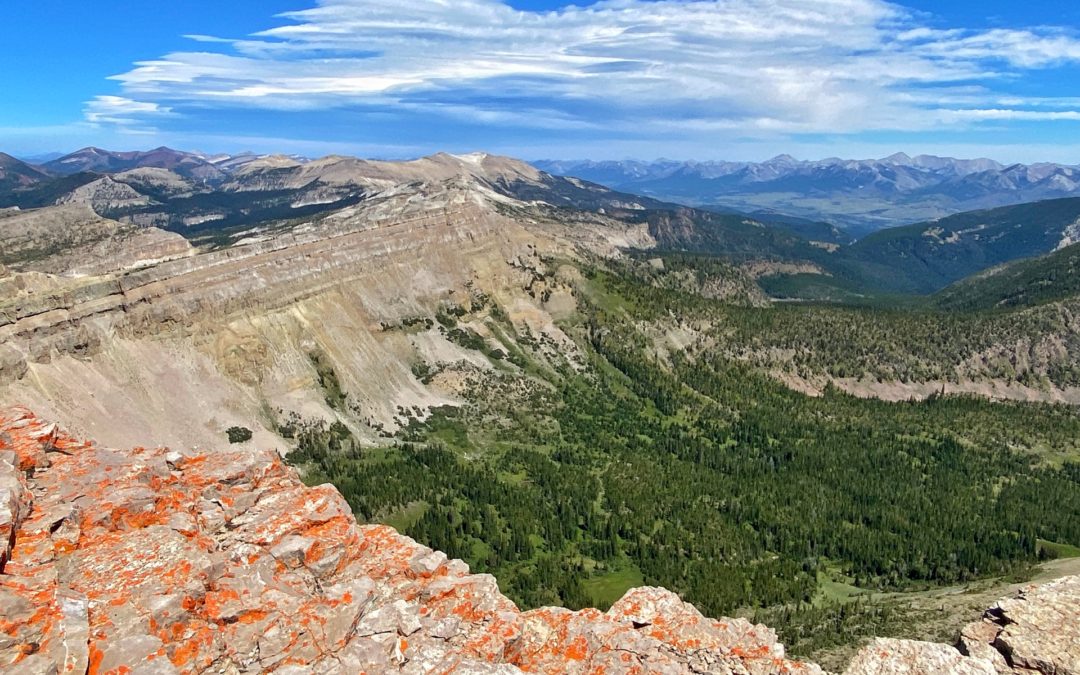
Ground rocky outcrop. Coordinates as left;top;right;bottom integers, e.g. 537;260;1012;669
828;575;1080;674
0;407;823;674
0;204;127;267
960;575;1080;674
843;638;998;674
56;175;153;212
842;601;1080;675
112;167;197;198
0;407;1077;675
0;202;193;278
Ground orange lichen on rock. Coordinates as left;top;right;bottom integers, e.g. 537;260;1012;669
0;407;1076;675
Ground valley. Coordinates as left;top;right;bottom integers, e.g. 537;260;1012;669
286;257;1080;667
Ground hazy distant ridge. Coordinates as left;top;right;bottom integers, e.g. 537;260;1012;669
535;154;1080;231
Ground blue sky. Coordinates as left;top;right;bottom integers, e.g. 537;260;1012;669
4;0;1080;162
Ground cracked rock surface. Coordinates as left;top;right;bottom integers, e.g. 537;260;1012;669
0;406;1076;674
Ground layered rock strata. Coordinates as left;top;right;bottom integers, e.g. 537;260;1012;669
0;183;538;386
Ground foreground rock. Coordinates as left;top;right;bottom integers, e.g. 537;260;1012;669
0;408;822;674
839;571;1079;675
0;407;1075;674
960;575;1080;674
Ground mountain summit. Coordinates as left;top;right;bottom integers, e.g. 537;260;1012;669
0;152;51;191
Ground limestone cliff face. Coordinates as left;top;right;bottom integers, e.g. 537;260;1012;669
1;408;1077;674
0;177;651;452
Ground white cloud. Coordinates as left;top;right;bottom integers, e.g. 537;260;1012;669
91;0;1080;137
901;28;1080;68
84;96;175;129
939;109;1080;122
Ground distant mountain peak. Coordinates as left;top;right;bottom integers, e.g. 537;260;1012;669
0;152;53;190
42;146;226;182
765;153;799;165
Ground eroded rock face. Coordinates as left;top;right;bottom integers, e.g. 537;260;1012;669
841;575;1080;675
843;639;998;675
0;177;644;451
0;182;540;388
964;575;1080;675
56;175;153;212
0;407;1076;675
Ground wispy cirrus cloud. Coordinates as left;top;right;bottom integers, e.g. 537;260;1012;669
89;0;1080;143
84;96;175;129
897;27;1080;68
939;108;1080;122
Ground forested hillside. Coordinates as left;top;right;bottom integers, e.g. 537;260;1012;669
934;242;1080;311
287;258;1080;664
604;260;1080;389
834;198;1080;294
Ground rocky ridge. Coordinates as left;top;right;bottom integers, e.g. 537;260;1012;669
0;181;548;384
1;408;1077;675
222;152;543;194
56;175;153;212
0;173;655;451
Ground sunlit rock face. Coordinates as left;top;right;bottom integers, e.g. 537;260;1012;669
0;407;1076;674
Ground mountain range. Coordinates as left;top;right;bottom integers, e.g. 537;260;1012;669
535;154;1080;233
0;146;844;261
5;146;1080;300
16;146;1080;238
